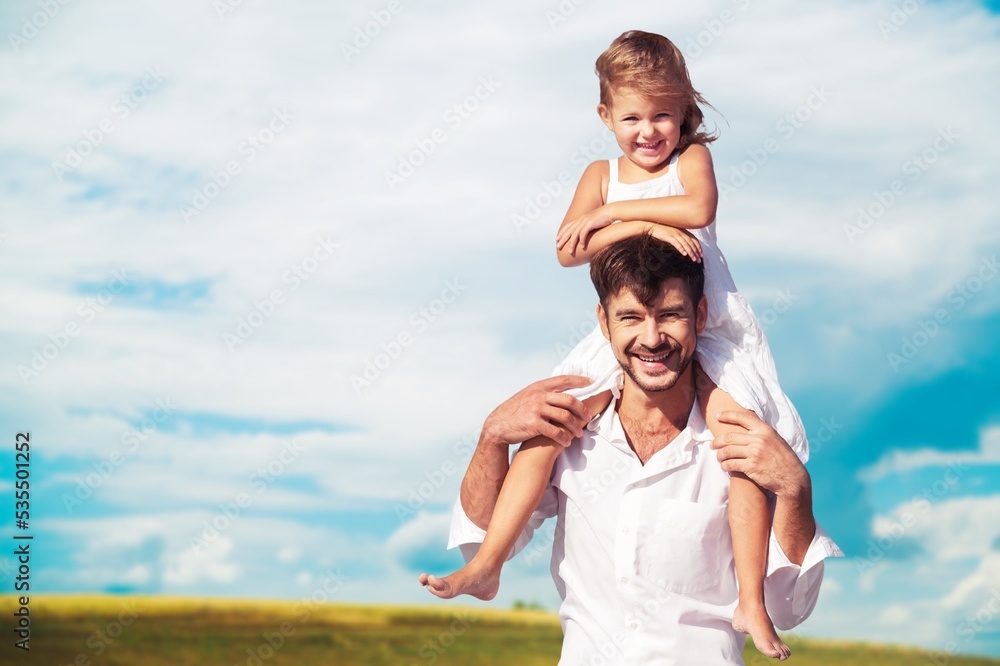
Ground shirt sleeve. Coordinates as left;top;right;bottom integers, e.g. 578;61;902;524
762;523;843;630
446;482;560;565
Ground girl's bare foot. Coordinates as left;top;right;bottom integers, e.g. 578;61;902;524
418;564;500;601
733;600;790;660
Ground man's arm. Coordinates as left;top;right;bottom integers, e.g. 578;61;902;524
459;431;511;530
460;375;593;530
771;472;815;565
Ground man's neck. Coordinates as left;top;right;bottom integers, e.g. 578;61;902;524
615;367;697;465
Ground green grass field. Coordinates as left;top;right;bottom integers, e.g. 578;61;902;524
1;595;996;665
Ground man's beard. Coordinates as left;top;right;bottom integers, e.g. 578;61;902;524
618;343;694;393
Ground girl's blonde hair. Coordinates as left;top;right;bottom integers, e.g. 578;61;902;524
596;30;717;151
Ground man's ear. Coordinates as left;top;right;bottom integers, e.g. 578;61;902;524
695;295;708;335
597;103;613;131
597;303;611;341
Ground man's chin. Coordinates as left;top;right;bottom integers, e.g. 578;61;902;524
620;355;693;393
621;366;681;393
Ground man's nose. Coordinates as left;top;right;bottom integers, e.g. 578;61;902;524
639;316;663;348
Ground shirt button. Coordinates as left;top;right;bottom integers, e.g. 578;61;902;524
620;577;628;584
630;622;638;630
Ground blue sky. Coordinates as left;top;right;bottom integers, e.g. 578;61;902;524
1;0;999;658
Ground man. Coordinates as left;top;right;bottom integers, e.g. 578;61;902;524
447;234;841;665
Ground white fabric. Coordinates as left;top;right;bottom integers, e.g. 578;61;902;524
448;398;843;666
557;153;809;462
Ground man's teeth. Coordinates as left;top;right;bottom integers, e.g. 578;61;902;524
637;351;671;362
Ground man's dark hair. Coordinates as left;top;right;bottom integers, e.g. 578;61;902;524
589;233;705;310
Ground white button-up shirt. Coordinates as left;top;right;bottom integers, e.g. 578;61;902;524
448;397;842;666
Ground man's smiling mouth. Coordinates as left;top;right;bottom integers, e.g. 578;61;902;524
632;347;675;365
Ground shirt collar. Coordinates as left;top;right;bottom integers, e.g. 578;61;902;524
686;395;713;444
587;383;714;462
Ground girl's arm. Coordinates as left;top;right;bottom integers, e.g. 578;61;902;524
555;161;609;267
604;144;719;229
556;146;718;262
559;220;700;267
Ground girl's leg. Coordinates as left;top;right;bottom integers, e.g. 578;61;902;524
698;370;790;661
729;474;789;660
420;437;562;600
420;391;613;600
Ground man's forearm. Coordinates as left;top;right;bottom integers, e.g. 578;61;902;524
455;375;591;529
459;432;510;530
771;474;816;566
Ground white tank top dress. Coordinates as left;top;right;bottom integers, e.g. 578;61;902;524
554;153;808;462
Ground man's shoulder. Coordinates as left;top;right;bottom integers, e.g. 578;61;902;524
552;409;609;481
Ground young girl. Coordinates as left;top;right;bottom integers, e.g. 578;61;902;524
420;30;808;661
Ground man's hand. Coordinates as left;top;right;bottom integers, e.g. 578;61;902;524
712;410;816;564
460;375;593;530
482;375;594;449
710;410;809;499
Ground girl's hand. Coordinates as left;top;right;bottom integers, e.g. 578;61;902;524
648;225;703;262
556;206;614;257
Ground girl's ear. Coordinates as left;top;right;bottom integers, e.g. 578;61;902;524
597;104;613;130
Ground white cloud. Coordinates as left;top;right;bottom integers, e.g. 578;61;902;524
278;546;300;564
39;511;384;596
386;510;455;571
119;564;153;586
941;552;1000;610
837;492;1000;652
884;494;1000;561
164;536;240;585
860;427;1000;482
878;603;912;627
